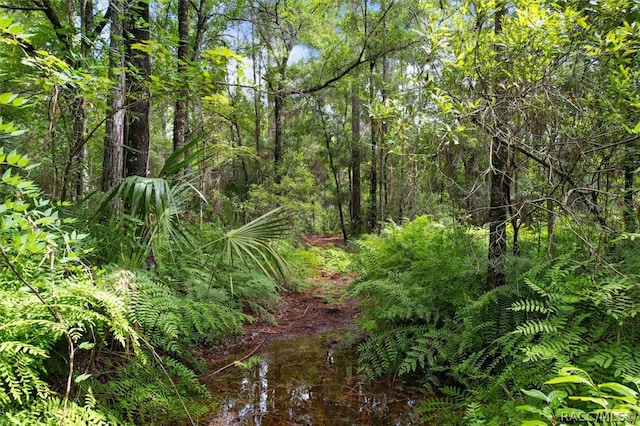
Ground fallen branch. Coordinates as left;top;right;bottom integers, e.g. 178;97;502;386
203;338;266;378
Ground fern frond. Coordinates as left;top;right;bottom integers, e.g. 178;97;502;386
509;299;552;314
512;319;558;336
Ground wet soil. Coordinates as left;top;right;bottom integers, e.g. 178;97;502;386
199;236;360;362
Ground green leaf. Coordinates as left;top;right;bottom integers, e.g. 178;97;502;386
78;342;95;350
598;382;638;398
568;396;608;408
520;421;547;426
522;389;549;401
9;129;27;137
6;23;25;36
0;92;16;104
218;207;291;282
74;373;92;383
16;156;29;167
0;16;12;29
548;390;568;408
517;404;545;414
6;150;20;165
545;375;591;386
11;96;26;107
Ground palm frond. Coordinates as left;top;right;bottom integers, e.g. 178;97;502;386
159;134;206;178
218;207;291;283
96;176;204;267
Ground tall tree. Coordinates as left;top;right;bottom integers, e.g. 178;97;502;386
20;0;103;199
124;0;151;177
68;0;93;200
367;60;378;232
247;0;408;184
172;0;189;154
486;4;509;289
350;79;362;234
102;0;125;191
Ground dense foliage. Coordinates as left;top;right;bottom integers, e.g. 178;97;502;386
0;148;296;424
1;0;639;423
349;216;640;424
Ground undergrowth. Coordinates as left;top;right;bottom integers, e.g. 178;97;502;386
350;216;640;425
0;149;136;424
0;148;292;424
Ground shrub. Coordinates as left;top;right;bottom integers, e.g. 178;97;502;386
350;217;487;388
0;149;137;424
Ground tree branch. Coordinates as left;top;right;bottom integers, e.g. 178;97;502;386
0;244;60;321
90;5;111;39
297;41;420;95
294;0;410;95
33;0;72;51
0;4;46;11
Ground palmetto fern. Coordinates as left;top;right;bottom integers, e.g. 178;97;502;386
97;176;199;268
214;206;292;285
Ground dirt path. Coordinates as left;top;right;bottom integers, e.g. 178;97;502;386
200;237;360;359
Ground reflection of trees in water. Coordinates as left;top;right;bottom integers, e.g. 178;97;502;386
233;359;269;425
208;330;422;425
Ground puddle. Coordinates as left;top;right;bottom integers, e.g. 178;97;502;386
201;329;425;425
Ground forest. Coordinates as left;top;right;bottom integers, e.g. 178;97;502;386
0;0;639;424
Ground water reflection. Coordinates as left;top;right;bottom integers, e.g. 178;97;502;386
204;329;423;425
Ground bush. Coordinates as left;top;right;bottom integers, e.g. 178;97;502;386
351;217;486;326
349;217;487;389
0;149;137;424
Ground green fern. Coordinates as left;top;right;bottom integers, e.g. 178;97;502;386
126;272;246;356
1;397;115;426
0;148;140;423
509;299;553;314
417;386;472;425
92;354;209;425
463;401;487;425
513;319;560;336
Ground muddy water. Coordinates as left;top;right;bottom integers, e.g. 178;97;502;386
202;329;425;426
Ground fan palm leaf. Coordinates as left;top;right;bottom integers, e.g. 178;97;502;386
217;207;291;283
97;175;202;267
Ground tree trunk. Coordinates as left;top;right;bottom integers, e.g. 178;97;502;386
102;0;125;191
172;0;189;155
72;0;92;200
623;141;638;232
321;115;348;242
124;0;151;178
463;148;482;225
273;86;284;183
71;97;88;200
229;85;250;201
487;136;510;288
486;5;509;289
251;22;262;158
368;61;378;232
397;138;405;221
58;0;91;201
378;55;389;227
192;0;208;61
350;81;362;234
